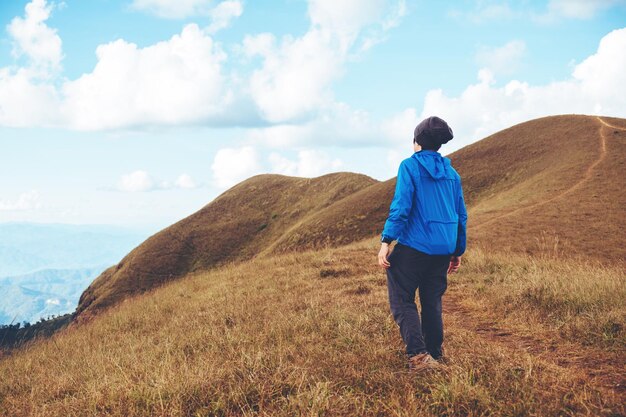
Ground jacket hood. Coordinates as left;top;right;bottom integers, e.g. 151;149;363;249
412;150;452;180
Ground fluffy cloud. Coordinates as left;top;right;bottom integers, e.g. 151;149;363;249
245;0;406;123
0;67;61;127
117;170;157;192
310;0;407;52
6;0;62;74
62;24;228;130
206;1;243;33
116;171;199;192
211;146;264;188
417;27;626;153
245;29;342;123
0;190;42;211
0;0;63;127
475;40;526;75
131;0;242;21
269;149;342;177
0;0;403;131
0;1;238;130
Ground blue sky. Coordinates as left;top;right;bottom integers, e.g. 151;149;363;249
1;0;625;231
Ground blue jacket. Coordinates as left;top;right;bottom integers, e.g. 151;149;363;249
382;150;467;256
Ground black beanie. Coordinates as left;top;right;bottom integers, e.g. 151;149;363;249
413;116;454;148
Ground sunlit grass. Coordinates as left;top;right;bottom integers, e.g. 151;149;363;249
0;238;623;416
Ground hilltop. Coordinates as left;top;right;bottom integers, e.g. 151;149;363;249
455;115;626;261
75;172;392;320
75;114;626;322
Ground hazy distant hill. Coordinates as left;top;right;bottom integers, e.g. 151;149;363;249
0;223;153;324
0;267;107;325
75;115;626;321
0;222;151;277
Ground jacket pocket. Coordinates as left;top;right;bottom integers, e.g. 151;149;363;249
426;219;458;254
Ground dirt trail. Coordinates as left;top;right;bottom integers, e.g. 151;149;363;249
473;116;615;229
443;288;625;403
596;117;626;130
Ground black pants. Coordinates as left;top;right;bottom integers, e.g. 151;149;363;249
386;243;450;358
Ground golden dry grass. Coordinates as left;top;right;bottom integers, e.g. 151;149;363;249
1;237;623;416
6;114;623;416
459;115;626;262
71;114;626;324
76;114;625;323
76;172;385;320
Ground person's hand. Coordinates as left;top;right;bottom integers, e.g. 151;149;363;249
448;256;461;274
378;243;391;269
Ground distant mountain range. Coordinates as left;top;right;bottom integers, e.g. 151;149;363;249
0;267;108;325
0;222;152;277
0;222;154;325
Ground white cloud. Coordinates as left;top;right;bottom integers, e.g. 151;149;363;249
0;0;403;132
211;146;264;188
245;29;342;123
7;0;62;74
0;67;61;127
131;0;242;21
572;27;626;102
414;27;626;154
245;102;375;148
545;0;625;20
118;170;155;192
61;24;229;130
206;1;243;33
1;3;237;130
475;40;526;75
245;0;406;123
116;170;199;192
175;174;197;189
269;149;342;177
0;190;42;211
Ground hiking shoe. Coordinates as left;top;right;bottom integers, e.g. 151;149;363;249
408;352;441;372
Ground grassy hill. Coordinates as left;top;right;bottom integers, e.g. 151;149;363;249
75;172;388;321
0;239;623;416
456;115;626;261
2;115;623;415
75;115;625;323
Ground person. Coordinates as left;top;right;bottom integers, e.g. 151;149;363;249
378;116;467;372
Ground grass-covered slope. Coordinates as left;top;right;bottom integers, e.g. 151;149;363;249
1;238;624;416
75;172;385;321
76;115;626;322
454;115;626;261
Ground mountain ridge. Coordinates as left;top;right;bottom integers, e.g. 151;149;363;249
75;114;626;322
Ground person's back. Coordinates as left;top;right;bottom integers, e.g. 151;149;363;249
392;150;466;255
378;116;467;371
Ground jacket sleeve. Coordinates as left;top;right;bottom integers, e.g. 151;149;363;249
453;179;468;256
381;160;415;242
